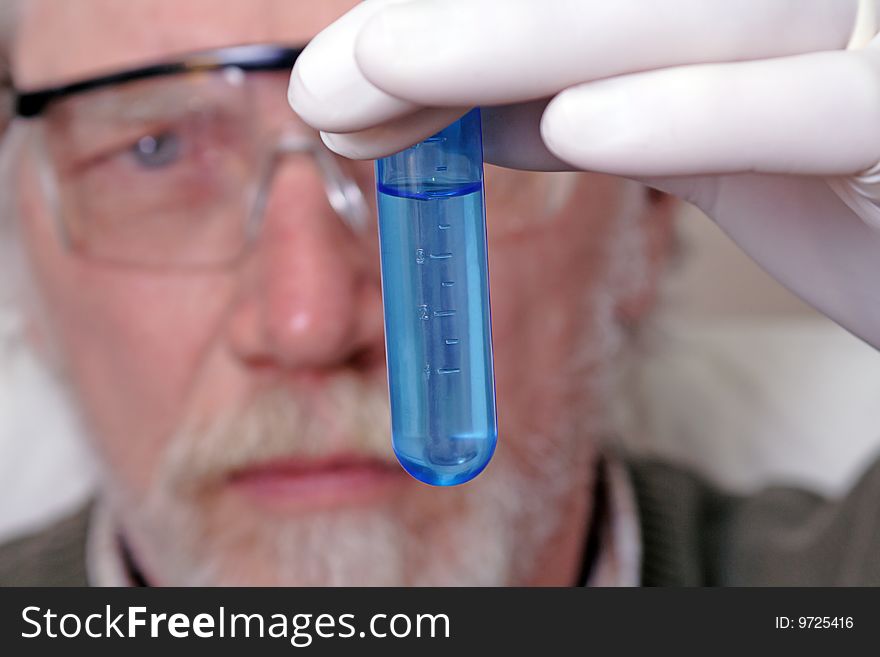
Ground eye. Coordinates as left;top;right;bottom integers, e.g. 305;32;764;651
129;133;181;169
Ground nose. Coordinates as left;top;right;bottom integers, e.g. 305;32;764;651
227;154;385;374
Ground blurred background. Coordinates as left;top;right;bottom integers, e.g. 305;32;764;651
3;202;880;542
614;204;880;498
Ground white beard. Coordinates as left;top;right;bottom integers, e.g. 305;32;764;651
112;385;589;586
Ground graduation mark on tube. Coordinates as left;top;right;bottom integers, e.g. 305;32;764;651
376;109;498;486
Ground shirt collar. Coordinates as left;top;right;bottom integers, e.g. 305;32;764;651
85;499;132;587
585;453;642;586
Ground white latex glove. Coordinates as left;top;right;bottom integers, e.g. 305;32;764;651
289;0;880;349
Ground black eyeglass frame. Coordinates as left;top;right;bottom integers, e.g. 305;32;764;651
13;44;304;118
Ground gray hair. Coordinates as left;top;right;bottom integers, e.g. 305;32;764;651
0;124;26;355
0;0;24;352
0;0;20;134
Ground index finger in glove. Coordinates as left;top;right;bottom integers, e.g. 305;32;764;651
289;0;419;134
291;0;863;133
353;0;863;107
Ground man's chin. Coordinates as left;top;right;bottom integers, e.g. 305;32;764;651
127;467;516;587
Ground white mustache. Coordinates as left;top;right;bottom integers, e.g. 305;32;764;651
158;375;395;495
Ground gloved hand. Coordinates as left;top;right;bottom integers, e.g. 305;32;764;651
289;0;880;349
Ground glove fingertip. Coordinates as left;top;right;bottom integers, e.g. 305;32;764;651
320;132;374;160
539;92;588;170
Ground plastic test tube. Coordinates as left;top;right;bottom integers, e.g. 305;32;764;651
376;109;497;486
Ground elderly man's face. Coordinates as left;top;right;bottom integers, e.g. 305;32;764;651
11;0;671;585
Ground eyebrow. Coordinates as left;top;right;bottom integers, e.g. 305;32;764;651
14;44;303;118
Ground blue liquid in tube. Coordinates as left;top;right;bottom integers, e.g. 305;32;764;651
376;109;497;486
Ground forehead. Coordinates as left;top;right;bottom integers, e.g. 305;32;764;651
14;0;357;88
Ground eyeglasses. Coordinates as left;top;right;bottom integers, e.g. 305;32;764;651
14;45;376;269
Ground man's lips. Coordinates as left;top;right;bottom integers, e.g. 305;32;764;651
226;455;409;512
